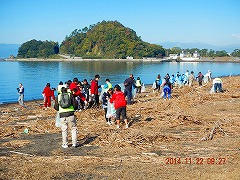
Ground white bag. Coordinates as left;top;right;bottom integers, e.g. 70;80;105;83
142;83;146;92
152;82;156;89
210;85;214;94
106;100;116;118
55;112;61;128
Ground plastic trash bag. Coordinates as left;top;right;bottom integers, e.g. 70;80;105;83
142;83;146;92
152;82;156;89
99;85;108;102
160;91;164;98
55;112;61;128
132;88;137;98
106;100;116;118
210;85;214;94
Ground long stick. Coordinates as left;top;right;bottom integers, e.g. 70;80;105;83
215;122;229;136
9;151;34;157
209;127;216;140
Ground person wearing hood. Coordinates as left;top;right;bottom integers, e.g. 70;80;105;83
204;70;212;83
135;77;142;93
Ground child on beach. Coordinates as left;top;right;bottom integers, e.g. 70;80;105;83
154;74;162;92
162;79;172;99
135;77;142;93
42;83;55;109
197;72;204;86
102;88;114;125
110;84;128;129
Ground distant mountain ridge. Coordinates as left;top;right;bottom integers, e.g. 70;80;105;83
0;44;21;58
159;42;240;53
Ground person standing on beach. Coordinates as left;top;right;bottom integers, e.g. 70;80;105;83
124;74;135;104
196;72;204;86
54;87;79;148
204;70;212;83
110;84;128;129
17;83;24;107
90;74;101;107
102;88;114;125
83;79;91;101
188;71;195;87
42;83;55;109
135;77;142;93
104;79;113;91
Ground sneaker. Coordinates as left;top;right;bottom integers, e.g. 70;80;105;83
61;144;68;148
116;125;120;129
125;124;129;129
72;143;79;148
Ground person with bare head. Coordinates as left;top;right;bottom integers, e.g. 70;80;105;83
124;74;135;105
17;83;24;107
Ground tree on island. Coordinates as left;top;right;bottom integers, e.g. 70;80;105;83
59;20;165;59
17;39;59;59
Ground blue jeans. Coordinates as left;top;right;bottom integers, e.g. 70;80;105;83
124;88;132;104
163;86;171;99
214;83;223;92
18;94;24;106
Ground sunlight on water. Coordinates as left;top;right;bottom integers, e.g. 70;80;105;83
1;61;239;103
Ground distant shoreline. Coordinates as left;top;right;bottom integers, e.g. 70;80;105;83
1;74;239;106
4;56;240;63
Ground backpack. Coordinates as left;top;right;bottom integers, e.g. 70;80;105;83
59;92;71;108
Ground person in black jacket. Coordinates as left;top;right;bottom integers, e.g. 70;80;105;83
124;74;135;105
102;88;114;125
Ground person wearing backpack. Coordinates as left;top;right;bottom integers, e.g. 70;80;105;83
54;87;79;148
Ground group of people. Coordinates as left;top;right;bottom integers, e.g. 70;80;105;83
152;69;224;99
16;71;224;148
51;74;135;148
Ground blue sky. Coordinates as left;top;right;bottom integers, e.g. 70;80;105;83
0;0;239;46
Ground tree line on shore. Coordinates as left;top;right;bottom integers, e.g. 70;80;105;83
16;20;240;59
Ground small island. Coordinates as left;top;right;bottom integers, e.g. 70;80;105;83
7;20;239;61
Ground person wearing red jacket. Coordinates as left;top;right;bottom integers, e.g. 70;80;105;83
110;84;128;129
69;78;87;110
90;74;100;107
42;83;55;109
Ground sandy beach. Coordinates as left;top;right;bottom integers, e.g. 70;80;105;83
0;75;239;179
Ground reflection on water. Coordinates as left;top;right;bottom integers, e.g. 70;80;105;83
1;61;240;103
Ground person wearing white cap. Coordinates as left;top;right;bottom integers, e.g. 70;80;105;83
204;70;212;83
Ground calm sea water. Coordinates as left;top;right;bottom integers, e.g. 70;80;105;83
1;60;239;104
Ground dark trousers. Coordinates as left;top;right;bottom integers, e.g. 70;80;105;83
124;89;132;104
214;83;223;92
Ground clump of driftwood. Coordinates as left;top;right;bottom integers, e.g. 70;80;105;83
202;121;229;141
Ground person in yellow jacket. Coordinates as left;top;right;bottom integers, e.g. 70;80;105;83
213;78;223;93
104;79;113;91
54;87;79;148
135;77;142;93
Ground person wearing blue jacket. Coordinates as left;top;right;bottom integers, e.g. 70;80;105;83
163;79;172;99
